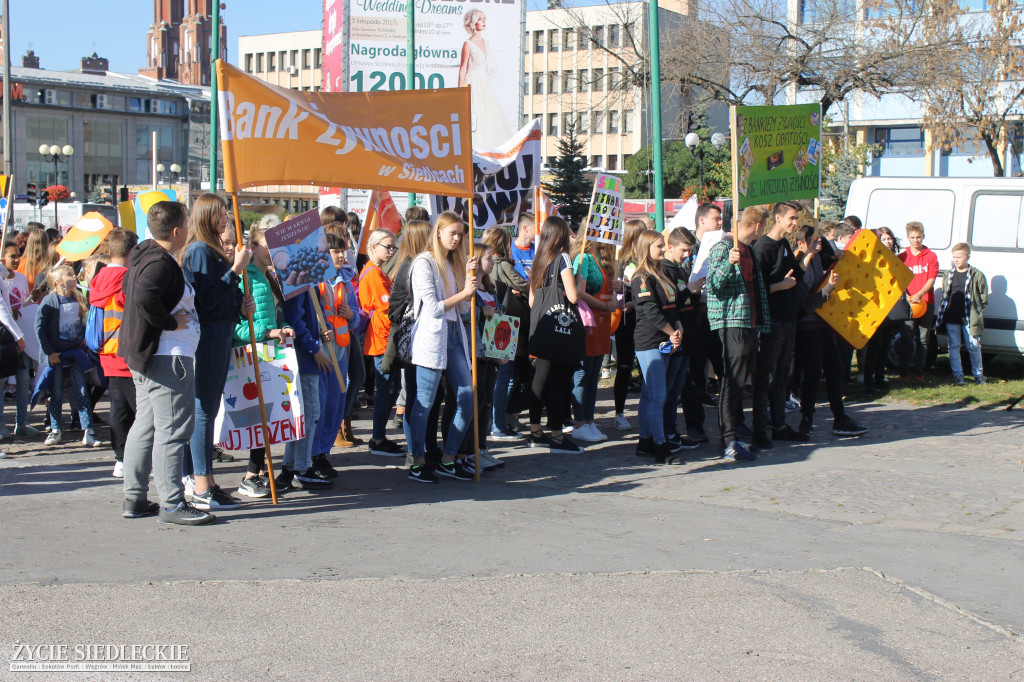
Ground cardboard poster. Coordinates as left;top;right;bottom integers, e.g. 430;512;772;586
214;340;306;451
731;103;822;211
264;209;337;300
480;312;520;362
583;174;624;246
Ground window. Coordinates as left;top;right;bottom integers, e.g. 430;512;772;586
592;111;604;134
268;52;276;71
865;188;955;250
546;156;557;167
578;29;589;50
624;109;634;133
548;29;559;52
562;71;574;93
533;73;544;95
970;193;1024;250
577;112;588;134
563;28;575;50
609;66;621;90
591;154;603;168
593;26;605;47
256;53;264;71
244;54;253;72
608;155;618;171
548;113;559;137
523;75;530;96
548;72;559;94
563;113;574;134
578;69;589;92
522;114;532;128
290;50;299;68
608;110;620;134
593;68;604;91
609;24;621;47
874;127;925;156
534;31;544;53
84;120;124;189
279;51;286;70
25;116;70;186
302;49;311;68
314;48;322;68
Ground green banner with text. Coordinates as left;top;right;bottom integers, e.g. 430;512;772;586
731;103;822;211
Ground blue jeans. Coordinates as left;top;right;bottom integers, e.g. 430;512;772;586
315;344;348;457
344;334;365;419
946;323;983;379
571;355;603;423
284;372;322;473
187;321;233;478
48;361;92;433
491;359;515;432
636;348;668;443
409;321;473;459
2;354;30;429
663;352;688;438
371;354;400;442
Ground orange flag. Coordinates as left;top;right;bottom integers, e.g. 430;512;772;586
216;60;473;198
357;191;404;255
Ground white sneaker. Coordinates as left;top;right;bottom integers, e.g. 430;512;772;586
614;414;631;431
481;451;505;468
112;460;124;478
562;423;574;434
601;367;612;379
589;424;609;442
82;431;102;448
44;430;62;446
572;424;602;443
14;424;40;436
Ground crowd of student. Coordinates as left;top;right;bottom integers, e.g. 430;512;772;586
0;196;988;526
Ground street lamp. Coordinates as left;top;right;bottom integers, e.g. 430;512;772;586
39;143;74;227
156;163;183;186
684;132;727;190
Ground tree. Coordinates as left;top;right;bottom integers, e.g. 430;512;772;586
87;185;105;204
623;137;730;200
543;122;591;230
918;0;1024;176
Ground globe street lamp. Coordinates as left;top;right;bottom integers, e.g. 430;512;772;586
156;163;183;186
684;132;727;190
39;143;74;227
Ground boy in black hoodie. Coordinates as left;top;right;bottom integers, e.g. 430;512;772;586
119;202;214;526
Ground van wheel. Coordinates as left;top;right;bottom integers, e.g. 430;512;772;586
887;329;938;371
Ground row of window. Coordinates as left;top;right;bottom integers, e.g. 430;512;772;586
873;127;989;157
800;0;991;25
243;48;321;74
525;68;628;96
22;88;179;115
524;110;635;136
542;154;628;171
532;23;634;53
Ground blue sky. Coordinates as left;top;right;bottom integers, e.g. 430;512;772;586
5;0;546;74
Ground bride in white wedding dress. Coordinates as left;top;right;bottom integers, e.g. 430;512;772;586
457;9;514;150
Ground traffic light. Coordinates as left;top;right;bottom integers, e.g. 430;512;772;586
26;183;36;203
38;188;49;208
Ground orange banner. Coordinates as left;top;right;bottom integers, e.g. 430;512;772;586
357;191;403;255
216;60;473;198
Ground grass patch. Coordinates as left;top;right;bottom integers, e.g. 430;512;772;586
857;353;1024;409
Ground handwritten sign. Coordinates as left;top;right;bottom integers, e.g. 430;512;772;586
584;174;624;245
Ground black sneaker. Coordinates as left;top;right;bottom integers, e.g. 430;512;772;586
687;427;709;443
751;432;774;450
724;440;757;462
408;465;438;483
668;433;701;450
312;454;339;479
528;431;551;446
489;426;522;442
294;467;333;489
275;467;296;492
798;416;814;438
435;461;473;480
771;425;809;442
158;501;215;526
636;436;655;457
369;438;405;457
833;416;869;437
237;475;271;499
212;447;235;462
654;441;684;465
456;457;477;476
424;447;443;468
702;393;719;407
549;436;583;454
191;485;242;510
122;498;160;519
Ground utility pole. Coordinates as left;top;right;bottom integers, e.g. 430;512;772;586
648;0;665;232
209;1;221;194
2;0;12;177
407;0;416;207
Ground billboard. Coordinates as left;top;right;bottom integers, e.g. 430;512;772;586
339;0;524;150
322;0;346;93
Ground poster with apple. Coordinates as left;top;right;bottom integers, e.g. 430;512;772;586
214;339;306;451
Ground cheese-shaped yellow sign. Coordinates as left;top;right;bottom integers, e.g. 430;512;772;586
815;229;914;349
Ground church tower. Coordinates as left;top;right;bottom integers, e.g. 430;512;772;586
140;0;226;85
139;0;183;81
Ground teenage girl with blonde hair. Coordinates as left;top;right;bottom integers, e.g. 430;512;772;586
612;219;647;430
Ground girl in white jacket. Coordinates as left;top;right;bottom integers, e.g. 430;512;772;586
406;212;478;483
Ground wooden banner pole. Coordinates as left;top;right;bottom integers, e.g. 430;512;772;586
468;198;480;483
308;287;347;393
230;192;278;505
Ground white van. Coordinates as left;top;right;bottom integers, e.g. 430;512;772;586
845;177;1024;356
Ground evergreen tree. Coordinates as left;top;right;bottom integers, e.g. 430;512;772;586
542;122;591;230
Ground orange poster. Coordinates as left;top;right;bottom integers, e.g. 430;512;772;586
216;60;474;198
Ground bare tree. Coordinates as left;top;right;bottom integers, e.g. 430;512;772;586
918;0;1024;176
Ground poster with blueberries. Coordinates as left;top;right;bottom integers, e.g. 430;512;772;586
264;209;337;300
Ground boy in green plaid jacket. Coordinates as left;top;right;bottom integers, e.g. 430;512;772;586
706;206;770;461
